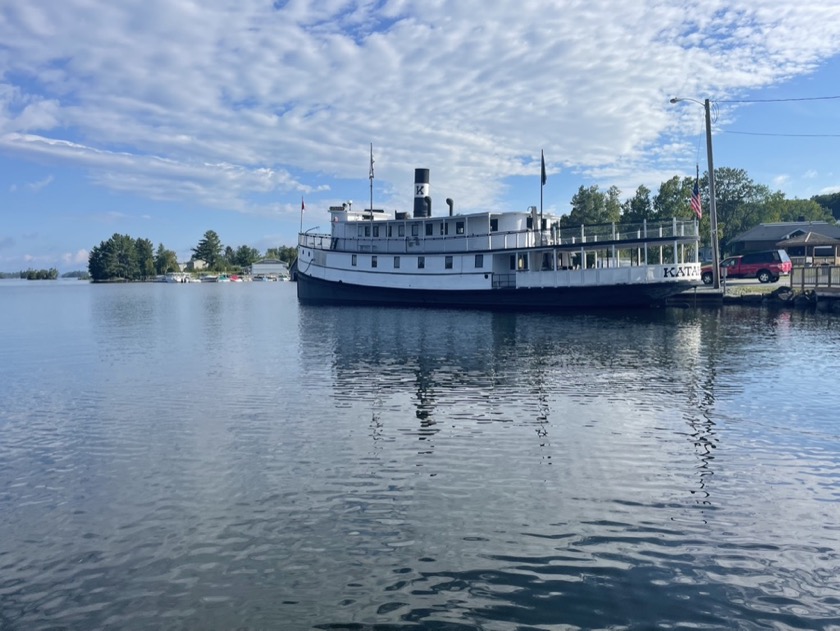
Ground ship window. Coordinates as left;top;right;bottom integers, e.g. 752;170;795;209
388;225;393;237
490;218;499;232
418;256;425;269
445;256;453;269
456;221;464;235
373;225;380;237
541;252;552;270
510;254;516;270
411;224;419;237
371;255;377;268
475;254;483;268
394;256;400;269
526;217;533;229
398;225;405;237
518;254;528;270
352;254;357;266
440;223;449;236
358;226;364;237
425;223;433;236
364;225;371;237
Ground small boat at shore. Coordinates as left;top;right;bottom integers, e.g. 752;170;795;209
162;272;195;283
296;168;701;309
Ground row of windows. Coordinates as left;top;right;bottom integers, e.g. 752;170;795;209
351;254;485;270
356;219;506;238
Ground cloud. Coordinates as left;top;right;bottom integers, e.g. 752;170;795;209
61;249;89;265
1;0;840;212
26;174;53;191
772;174;791;189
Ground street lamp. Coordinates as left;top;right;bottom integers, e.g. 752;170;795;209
670;97;721;290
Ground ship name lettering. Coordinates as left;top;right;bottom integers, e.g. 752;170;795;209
663;266;692;278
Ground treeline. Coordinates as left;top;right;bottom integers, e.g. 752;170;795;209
87;230;297;282
563;168;838;252
0;268;60;280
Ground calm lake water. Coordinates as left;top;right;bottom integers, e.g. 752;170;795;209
1;280;839;630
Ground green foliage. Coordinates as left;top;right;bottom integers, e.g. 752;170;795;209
192;230;223;270
21;268;58;280
265;246;298;265
135;238;155;280
233;245;261;267
561;185;622;227
61;270;90;279
811;192;840;220
89;233;178;281
155;243;179;274
701;167;771;246
621;185;655;223
653;176;695;221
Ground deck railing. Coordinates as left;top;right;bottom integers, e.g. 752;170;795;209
791;266;840;290
299;218;699;254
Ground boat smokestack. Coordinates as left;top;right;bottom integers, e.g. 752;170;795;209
414;168;430;218
446;198;453;216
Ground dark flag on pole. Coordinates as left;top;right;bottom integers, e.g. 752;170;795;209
541;150;547;186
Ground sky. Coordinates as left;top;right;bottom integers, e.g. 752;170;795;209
2;0;840;273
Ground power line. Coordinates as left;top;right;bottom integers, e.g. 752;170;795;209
718;95;840;103
722;130;840;137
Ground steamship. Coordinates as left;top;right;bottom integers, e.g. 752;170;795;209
296;169;701;309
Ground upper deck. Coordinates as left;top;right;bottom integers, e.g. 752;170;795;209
299;209;699;256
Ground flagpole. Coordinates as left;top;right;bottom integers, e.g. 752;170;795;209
369;143;374;216
540;150;546;241
299;196;304;235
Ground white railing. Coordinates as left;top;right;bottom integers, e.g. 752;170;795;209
300;219;699;255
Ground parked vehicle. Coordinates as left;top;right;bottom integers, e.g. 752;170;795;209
702;250;792;284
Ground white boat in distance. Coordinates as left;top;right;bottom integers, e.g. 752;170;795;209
297;168;701;309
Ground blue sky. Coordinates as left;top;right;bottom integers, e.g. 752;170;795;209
2;0;840;272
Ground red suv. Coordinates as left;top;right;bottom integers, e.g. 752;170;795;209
701;249;792;284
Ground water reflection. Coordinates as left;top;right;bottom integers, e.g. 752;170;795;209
5;283;840;630
298;307;722;498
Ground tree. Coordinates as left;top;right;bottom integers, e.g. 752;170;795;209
88;233;141;281
223;245;235;268
621;184;654;224
561;185;622;227
135;238;155;280
155;243;180;274
653;175;695;221
112;234;139;280
809;192;840;221
702;167;771;248
233;245;260;267
265;246;298;265
192;230;223;270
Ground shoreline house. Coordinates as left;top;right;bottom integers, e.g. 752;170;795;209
728;221;840;265
250;258;290;279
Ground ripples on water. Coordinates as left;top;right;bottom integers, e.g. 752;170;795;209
1;281;839;630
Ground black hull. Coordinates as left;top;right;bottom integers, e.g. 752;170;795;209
297;273;695;309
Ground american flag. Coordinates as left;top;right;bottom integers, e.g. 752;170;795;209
691;180;702;219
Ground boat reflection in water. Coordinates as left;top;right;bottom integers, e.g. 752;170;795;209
294;305;740;629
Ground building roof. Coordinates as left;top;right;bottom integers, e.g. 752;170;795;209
730;221;840;243
775;231;840;247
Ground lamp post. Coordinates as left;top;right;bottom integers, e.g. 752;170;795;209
670;97;721;289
